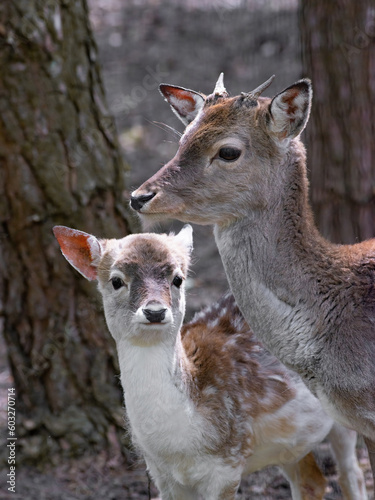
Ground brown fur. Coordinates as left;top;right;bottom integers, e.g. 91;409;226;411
297;452;327;500
181;293;296;459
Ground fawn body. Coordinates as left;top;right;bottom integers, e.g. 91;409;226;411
130;75;375;476
54;225;366;500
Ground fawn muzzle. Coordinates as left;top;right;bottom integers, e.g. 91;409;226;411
143;307;167;323
130;192;156;211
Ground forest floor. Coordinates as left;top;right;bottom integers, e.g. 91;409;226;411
1;0;374;498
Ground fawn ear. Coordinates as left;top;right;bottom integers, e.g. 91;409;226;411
159;84;205;126
53;226;102;281
174;224;193;254
268;79;312;140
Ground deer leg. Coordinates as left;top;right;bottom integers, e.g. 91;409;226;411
280;451;326;500
199;474;240;500
146;459;196;500
216;480;240;500
328;423;367;499
152;476;197;500
364;436;375;493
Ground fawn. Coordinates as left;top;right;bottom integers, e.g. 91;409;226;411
130;74;375;481
53;224;366;500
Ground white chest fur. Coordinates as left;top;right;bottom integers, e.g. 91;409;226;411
117;340;207;462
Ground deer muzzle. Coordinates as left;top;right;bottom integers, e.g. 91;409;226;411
143;307;167;323
136;299;171;325
130;192;156;211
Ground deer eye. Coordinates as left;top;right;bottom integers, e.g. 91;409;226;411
218;147;241;162
111;277;125;290
172;275;183;288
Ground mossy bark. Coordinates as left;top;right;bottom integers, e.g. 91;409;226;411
0;0;136;463
300;0;375;243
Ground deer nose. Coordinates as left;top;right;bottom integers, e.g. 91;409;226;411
143;307;167;323
130;193;156;211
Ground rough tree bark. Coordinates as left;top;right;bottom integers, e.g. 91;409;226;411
300;0;375;243
0;0;136;463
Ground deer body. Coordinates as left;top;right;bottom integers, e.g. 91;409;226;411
54;225;367;500
215;204;375;437
130;75;375;476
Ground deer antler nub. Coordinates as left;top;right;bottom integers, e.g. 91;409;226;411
241;75;275;104
213;72;228;96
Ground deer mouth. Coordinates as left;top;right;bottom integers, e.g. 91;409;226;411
129;192;192;229
133;305;173;328
141;321;168;326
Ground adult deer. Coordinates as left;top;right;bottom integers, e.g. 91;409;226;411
54;224;366;500
130;74;375;481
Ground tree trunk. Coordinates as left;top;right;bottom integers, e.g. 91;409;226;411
0;0;136;463
300;0;375;244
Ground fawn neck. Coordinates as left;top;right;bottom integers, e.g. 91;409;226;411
214;140;330;374
117;328;190;399
116;327;196;453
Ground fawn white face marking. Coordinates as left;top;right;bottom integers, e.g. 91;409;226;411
53;225;193;345
100;236;190;344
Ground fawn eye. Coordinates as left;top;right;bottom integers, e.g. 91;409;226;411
218;147;241;162
111;277;125;290
172;275;183;288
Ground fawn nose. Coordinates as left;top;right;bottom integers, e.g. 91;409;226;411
130;193;156;211
143;307;167;323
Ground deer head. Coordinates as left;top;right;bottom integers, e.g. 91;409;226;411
130;75;312;227
53;225;193;344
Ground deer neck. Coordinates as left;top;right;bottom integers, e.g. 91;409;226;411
214;140;328;375
117;330;190;399
116;330;195;453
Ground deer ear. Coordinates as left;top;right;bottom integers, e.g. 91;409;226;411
53;226;102;281
268;79;312;140
159;84;205;126
174;224;193;254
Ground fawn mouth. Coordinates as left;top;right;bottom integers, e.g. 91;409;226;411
139;321;171;331
142;321;165;325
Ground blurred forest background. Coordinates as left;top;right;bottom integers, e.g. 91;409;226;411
0;0;374;498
